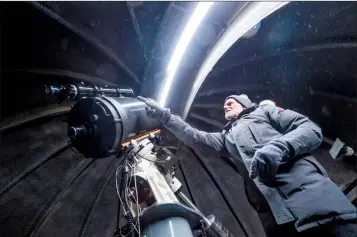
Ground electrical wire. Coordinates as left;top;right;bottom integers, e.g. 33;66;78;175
120;223;135;237
123;165;140;236
115;165;125;236
122;164;137;237
114;154;126;237
115;165;126;237
115;163;136;237
133;165;141;237
117;148;169;236
115;165;126;213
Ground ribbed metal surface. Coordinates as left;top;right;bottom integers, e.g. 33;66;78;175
0;111;120;237
0;103;73;132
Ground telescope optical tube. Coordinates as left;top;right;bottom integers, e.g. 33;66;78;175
67;96;160;158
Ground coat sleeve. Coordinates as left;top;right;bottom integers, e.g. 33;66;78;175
163;114;226;154
262;106;323;157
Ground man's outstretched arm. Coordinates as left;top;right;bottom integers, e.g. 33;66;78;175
137;96;226;153
164;113;226;153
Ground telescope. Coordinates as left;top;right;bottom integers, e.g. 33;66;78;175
45;82;234;237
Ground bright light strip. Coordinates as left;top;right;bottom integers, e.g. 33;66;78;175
182;2;289;119
158;2;214;107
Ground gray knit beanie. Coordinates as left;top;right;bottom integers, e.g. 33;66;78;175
225;94;252;108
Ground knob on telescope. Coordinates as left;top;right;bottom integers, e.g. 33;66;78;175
68;126;87;138
44;85;70;103
45;85;63;95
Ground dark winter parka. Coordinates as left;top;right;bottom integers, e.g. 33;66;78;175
163;105;356;232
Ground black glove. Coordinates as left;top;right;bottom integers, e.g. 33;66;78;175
249;142;290;184
137;96;171;124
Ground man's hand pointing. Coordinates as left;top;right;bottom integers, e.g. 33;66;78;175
137;96;171;124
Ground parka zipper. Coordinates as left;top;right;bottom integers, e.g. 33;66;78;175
276;186;287;199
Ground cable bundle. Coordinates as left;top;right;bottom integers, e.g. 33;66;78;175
115;157;141;237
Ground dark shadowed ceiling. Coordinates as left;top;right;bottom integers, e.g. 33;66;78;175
0;2;356;237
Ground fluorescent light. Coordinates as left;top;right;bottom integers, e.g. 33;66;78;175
158;2;214;107
182;2;289;119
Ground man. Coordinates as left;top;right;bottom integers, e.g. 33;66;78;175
259;99;276;107
137;95;356;237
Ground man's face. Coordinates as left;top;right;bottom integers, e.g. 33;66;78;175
224;98;244;121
